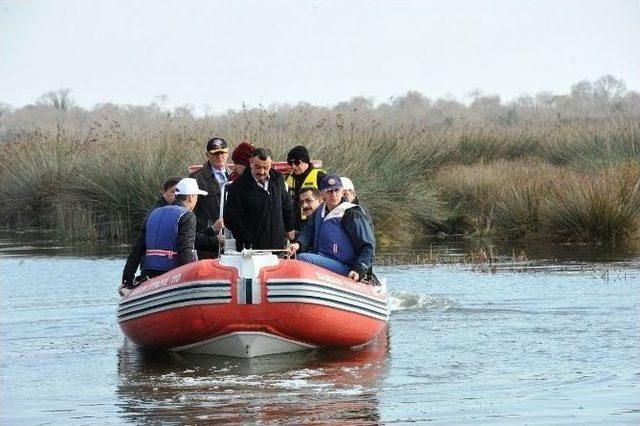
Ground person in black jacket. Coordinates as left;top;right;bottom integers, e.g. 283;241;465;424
285;145;326;232
152;176;181;210
190;137;230;258
119;178;207;295
224;148;295;251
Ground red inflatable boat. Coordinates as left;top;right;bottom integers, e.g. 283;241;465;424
118;250;389;357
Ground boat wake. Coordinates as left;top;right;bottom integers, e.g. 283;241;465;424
388;290;459;312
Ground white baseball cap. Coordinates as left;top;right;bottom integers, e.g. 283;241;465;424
340;177;355;191
175;178;208;196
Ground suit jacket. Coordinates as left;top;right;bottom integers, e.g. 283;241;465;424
224;168;294;251
190;161;228;229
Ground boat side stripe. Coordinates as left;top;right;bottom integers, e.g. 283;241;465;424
118;298;230;323
120;282;230;307
118;295;230;320
119;287;230;312
268;296;389;321
118;290;231;315
268;293;389;317
267;286;388;312
267;280;387;307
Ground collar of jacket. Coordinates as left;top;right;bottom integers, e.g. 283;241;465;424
292;164;315;185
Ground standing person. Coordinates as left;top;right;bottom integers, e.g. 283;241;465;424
285;145;326;232
224;148;295;251
120;178;207;295
229;141;255;182
153;176;181;209
190;137;230;258
287;174;375;281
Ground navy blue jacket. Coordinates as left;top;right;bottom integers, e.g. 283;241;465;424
297;202;375;277
121;200;197;285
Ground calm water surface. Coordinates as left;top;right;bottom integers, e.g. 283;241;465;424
1;239;639;424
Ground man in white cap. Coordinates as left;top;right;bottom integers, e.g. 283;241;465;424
120;178;208;295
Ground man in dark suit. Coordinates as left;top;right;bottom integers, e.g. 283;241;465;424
190;137;230;258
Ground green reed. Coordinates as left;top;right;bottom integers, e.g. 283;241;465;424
0;112;638;245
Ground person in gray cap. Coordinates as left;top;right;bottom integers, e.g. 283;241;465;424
120;178;207;295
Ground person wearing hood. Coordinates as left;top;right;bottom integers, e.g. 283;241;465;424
341;176;372;223
229;141;255;182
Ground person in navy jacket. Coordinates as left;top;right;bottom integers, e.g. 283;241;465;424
120;178;207;295
287;173;375;281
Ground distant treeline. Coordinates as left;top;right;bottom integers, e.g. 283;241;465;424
0;75;638;247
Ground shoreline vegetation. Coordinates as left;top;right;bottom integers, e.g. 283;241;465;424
1;76;639;248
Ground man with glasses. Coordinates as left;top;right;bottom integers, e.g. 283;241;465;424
285;145;325;233
299;187;322;222
190;137;230;258
287;174;375;281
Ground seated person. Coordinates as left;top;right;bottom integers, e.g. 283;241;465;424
298;187;322;228
120;178;207;294
287;174;375;281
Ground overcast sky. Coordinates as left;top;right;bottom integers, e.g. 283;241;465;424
1;0;639;113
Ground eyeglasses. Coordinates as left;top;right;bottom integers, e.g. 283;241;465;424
287;159;302;166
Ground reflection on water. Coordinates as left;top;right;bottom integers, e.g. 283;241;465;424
3;230;639;264
382;236;640;265
116;329;389;424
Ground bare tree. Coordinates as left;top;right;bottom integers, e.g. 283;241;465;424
37;88;74;111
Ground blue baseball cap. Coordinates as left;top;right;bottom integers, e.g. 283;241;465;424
319;173;344;192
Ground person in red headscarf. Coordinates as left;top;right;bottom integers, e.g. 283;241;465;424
229;141;255;182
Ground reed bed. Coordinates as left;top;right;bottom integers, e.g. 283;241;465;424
0;105;638;246
434;160;640;243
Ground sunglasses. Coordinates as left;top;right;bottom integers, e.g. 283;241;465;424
287;159;302;166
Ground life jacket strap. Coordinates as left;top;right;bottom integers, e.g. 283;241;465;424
145;249;178;259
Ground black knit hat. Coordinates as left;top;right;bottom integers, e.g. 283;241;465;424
287;145;310;164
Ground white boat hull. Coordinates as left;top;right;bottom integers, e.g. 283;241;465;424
170;331;317;358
